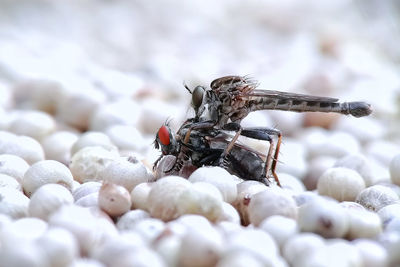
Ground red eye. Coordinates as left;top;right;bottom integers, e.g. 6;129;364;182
158;125;170;145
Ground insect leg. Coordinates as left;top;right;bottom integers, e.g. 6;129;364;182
240;127;282;186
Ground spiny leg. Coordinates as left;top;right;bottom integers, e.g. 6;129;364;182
240;126;282;186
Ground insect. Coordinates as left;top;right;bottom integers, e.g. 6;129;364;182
154;75;373;185
154;117;271;185
180;75;373;184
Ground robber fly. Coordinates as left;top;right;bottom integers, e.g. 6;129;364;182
154;117;271;185
179;75;373;185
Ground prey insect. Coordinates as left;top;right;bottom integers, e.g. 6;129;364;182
154;117;272;185
180;75;373;185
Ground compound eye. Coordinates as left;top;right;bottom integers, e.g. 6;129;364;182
192;86;205;110
157;125;171;146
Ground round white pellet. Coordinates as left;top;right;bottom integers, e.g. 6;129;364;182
378;231;400;266
29;183;74;220
130;218;165;244
153;233;182;267
8;110;56;141
334;154;375;186
278;173;306;194
248;186;297;226
234;180;267;225
116;209;150;231
317;167;365;201
345;209;382;239
218;202;241;224
377;203;400;225
69;146;119;183
92;232;145;266
89;99;141;131
0;132;45;164
57;88;106;130
353;239;388;267
108;247;166;267
0;187;29;218
41;131;78;165
356;185;399;211
366;140;400;166
99;156;150;192
298;198;349;238
105;124;147;153
147;176;192;221
283;233;325;266
69;258;105;267
0;241;48;267
303;156;336;190
0;154;30;183
177;182;223;222
0;217;47;247
302;240;362;267
259;215;298;248
188;166;238;204
72;181;102;202
48;205;118;255
386;217;400;232
23;160;74;196
75;192;99;207
98;183;131;217
217;251;264;267
70;131;117;156
36;227;79;267
179;224;223;267
130;182;152;211
390;153;400;186
225;228;279;265
0;174;21;191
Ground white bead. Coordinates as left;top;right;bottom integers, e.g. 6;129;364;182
0;173;21;191
72;181;102;202
188;166;238;204
48;205;118;255
116;209;150;231
89;99;141;131
71;131;117;156
356;185;399;211
8;110;55;141
130;182;152;211
283;233;325;266
259;215;298;248
98;183;131;217
0;154;30;183
69;146;119;183
36;227;79;267
345;209;382;239
276;139;308;179
29;183;74;220
390;153;400;186
23;160;74;196
176;182;223;222
41;131;78;165
303;156;336;190
0;217;47;247
57;88;106;130
334;153;375;186
0;132;44;164
317;167;365;201
278;173;305;194
218;202;241;224
234;180;267;225
147;176;191;221
99;157;150;192
0;187;29;218
377;203;400;225
378;231;400;266
298;198;349;238
105;124;147;153
130;218;165;244
353;239;388;267
248;186;297;226
225;228;279;265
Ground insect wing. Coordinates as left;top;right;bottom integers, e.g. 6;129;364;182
241;89;339;103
